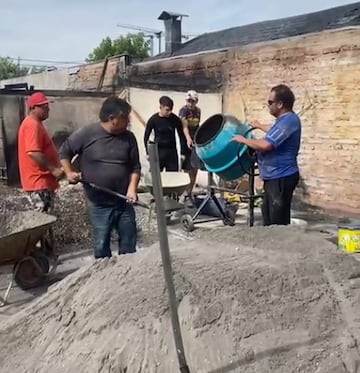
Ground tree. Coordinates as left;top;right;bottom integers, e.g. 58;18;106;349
0;57;29;80
87;33;150;62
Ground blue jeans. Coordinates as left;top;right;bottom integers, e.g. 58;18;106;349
87;202;137;258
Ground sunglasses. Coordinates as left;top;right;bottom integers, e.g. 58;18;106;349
267;100;276;106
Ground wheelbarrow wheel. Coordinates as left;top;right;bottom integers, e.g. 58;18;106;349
13;256;45;290
181;214;195;232
33;251;50;274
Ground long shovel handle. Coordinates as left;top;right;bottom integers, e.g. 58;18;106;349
79;180;150;210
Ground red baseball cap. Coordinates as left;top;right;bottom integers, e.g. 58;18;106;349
27;92;53;109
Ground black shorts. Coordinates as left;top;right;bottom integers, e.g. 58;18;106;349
182;148;206;171
158;148;179;172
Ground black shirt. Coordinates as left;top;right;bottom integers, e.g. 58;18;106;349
143;113;187;155
59;123;141;206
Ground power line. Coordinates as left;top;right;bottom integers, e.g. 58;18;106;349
117;23;162;34
6;56;84;65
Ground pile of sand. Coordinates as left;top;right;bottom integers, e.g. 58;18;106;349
1;226;360;372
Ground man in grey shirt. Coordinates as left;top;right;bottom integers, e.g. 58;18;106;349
59;97;141;258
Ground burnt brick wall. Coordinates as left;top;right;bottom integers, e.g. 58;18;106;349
128;28;360;214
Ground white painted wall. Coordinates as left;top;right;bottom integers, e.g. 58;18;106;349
0;69;73;90
129;87;222;186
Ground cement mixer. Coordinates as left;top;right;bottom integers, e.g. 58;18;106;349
194;114;254;180
179;113;263;232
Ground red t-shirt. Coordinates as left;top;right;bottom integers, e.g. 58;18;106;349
18;116;60;191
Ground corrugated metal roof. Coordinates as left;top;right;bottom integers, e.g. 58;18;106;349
149;2;360;60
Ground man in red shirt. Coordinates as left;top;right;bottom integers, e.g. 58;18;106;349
18;92;63;212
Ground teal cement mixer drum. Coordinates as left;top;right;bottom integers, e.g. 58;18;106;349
194;114;253;181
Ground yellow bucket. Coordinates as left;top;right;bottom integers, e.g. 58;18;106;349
338;224;360;253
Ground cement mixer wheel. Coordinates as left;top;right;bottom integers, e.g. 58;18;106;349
181;214;195;232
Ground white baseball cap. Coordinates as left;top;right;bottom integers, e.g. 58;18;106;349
185;90;198;101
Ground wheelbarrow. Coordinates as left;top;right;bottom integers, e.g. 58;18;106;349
0;211;58;306
143;172;190;224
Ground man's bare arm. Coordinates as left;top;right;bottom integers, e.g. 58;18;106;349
256;124;271;133
60;159;73;174
28;151;63;178
126;172;140;203
181;118;193;148
128;172;140;193
60;158;81;183
250;120;271;133
28;151;56;170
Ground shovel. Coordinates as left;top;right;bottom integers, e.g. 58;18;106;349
79;180;150;210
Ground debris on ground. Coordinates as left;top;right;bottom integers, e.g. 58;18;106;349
1;226;360;372
0;182;158;253
0;182;92;252
52;183;92;253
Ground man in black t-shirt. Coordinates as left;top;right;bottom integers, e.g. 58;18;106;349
59;97;141;259
144;96;187;171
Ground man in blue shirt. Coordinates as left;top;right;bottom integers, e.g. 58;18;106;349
232;84;301;226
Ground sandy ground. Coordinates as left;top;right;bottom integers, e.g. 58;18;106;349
2;181;360;372
0;248;93;323
1;224;360;372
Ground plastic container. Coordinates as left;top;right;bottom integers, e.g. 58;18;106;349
338;223;360;253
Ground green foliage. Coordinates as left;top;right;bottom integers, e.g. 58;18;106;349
87;33;150;61
0;57;29;80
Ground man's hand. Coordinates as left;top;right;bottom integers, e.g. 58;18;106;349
249;121;271;133
187;138;194;149
51;167;64;180
66;171;81;184
249;120;261;129
180;155;185;163
126;189;138;204
231;135;246;144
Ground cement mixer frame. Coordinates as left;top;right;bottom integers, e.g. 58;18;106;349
180;119;263;232
180;164;262;232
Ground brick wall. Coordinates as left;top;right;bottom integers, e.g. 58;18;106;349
130;28;360;214
70;56;120;91
0;56;123;91
224;28;360;214
129;52;226;91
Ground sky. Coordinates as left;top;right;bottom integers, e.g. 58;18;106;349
0;0;355;66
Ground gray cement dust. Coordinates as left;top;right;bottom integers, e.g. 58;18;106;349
1;225;360;372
